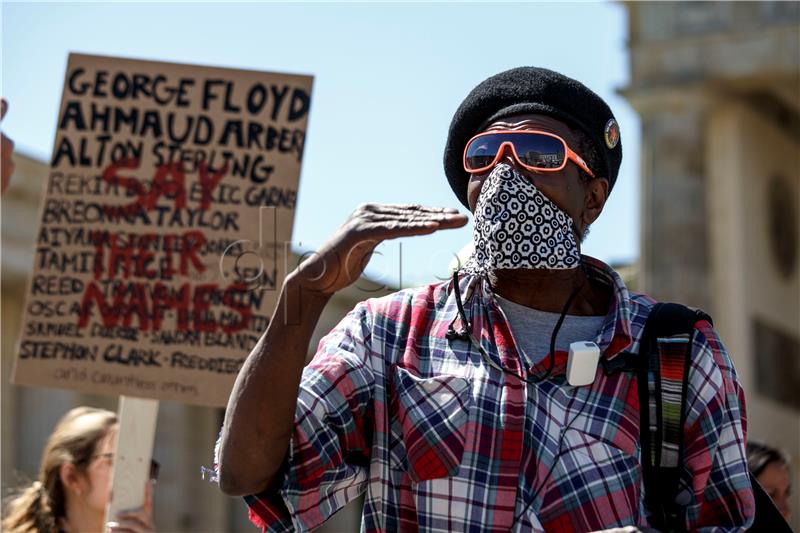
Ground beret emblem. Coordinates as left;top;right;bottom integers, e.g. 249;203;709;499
604;118;620;149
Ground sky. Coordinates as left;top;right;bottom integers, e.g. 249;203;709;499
1;1;639;288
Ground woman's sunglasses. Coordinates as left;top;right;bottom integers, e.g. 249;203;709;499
463;130;595;178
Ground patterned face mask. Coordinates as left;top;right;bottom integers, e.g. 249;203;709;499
462;163;581;275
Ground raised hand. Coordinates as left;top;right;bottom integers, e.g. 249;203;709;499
291;203;467;295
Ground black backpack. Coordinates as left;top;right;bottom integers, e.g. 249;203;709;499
633;303;791;532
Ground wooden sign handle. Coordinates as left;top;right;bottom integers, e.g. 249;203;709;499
105;396;159;525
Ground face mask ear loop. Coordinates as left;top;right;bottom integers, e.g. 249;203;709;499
450;271;510;377
447;270;472;342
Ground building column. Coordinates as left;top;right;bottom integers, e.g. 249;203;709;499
629;87;715;310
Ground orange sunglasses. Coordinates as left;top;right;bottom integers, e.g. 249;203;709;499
463;130;595;178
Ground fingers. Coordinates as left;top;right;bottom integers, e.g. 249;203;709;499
352;204;468;240
369;203;461;215
144;481;153;514
358;217;466;241
108;506;154;533
106;522;149;533
107;519;152;533
357;203;462;221
374;205;466;222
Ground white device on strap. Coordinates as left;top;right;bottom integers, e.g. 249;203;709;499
566;341;601;386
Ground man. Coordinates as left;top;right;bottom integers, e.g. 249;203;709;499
217;67;754;531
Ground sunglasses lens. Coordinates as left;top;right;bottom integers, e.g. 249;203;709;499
465;135;505;171
465;133;566;171
513;135;565;169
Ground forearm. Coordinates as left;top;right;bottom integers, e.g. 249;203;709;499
218;272;332;496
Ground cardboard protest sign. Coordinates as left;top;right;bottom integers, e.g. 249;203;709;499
12;53;312;406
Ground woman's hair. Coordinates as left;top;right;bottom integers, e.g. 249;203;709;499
747;440;791;478
2;407;117;533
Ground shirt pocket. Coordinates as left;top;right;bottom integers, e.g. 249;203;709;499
389;366;473;483
540;428;643;528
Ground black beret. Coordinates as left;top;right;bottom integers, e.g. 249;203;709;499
443;67;622;209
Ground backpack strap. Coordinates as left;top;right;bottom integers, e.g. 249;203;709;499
638;302;711;532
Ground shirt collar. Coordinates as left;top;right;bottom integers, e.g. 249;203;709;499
580;256;634;360
442;256;634;362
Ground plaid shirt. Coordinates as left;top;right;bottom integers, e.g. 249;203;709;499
231;257;754;532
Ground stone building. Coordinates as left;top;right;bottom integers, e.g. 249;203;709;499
4;4;798;530
621;2;799;528
1;152;377;531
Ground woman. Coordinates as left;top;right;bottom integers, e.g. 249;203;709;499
747;440;792;522
3;406;155;533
